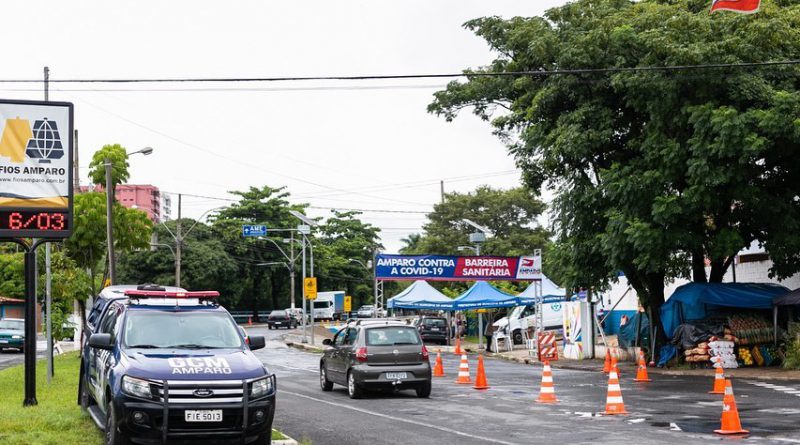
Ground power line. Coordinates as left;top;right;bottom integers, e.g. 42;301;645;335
2;60;799;83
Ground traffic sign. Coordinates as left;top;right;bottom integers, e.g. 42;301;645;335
242;225;267;237
344;295;352;313
304;277;317;299
476;308;488;313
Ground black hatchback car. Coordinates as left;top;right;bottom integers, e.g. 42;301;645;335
319;319;431;399
267;310;296;329
415;316;449;344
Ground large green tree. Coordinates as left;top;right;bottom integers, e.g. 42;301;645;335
429;0;800;342
407;186;549;257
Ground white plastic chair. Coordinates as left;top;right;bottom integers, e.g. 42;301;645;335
492;330;512;352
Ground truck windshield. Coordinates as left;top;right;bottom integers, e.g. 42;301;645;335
313;301;331;309
123;311;243;349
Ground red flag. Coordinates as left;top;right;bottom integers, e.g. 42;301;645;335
710;0;761;14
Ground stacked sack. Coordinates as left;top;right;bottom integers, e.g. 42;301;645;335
684;341;711;363
708;340;738;369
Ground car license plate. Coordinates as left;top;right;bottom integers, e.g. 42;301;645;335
430;327;439;331
275;322;282;325
385;372;408;380
185;410;222;422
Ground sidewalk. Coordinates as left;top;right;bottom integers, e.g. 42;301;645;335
490;348;800;381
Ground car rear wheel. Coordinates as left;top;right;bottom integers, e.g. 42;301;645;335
105;401;129;445
347;371;362;399
416;381;432;398
319;364;333;391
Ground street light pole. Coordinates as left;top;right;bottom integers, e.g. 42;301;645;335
175;194;182;287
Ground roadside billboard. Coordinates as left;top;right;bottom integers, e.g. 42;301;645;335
375;254;542;281
0;99;73;239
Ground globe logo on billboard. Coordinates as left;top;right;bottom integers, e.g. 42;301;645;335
25;118;64;164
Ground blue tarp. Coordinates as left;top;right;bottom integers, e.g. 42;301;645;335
660;282;789;339
387;280;453;310
451;281;535;310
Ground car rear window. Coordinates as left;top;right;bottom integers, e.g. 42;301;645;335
422;319;446;328
365;327;421;346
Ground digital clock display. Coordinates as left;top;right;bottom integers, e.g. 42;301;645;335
0;210;71;238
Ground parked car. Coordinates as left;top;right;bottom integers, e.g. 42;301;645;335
0;318;24;352
415;316;449;344
79;284;275;445
319;319;431;399
267;310;297;329
356;305;375;318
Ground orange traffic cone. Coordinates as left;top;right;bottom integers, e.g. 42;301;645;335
536;360;559;403
455;354;472;384
714;379;749;435
603;369;629;415
433;350;445;377
248;316;253;326
454;337;464;355
633;350;652;382
709;366;725;394
602;350;612;373
610;348;620;377
473;355;490;390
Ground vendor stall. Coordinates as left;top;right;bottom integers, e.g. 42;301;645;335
660;283;789;368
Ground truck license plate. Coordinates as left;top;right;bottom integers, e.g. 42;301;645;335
385;372;408;380
185;410;222;422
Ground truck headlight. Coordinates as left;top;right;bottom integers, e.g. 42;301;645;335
11;335;22;339
250;376;273;398
122;376;153;399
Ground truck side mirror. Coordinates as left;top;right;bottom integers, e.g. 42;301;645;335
88;333;114;350
248;335;266;351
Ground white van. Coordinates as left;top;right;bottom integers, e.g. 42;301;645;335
493;297;565;344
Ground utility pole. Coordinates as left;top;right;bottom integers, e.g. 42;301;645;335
175;194;182;288
44;66;54;383
289;231;295;310
104;158;116;284
301;235;307;343
440;180;445;204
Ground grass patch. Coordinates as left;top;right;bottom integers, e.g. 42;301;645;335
0;352;103;445
272;429;287;440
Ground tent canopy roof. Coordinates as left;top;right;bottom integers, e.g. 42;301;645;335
387;280;452;309
660;282;789;338
519;275;565;299
452;281;533;310
774;288;800;306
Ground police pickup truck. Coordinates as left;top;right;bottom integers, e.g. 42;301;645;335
79;285;276;445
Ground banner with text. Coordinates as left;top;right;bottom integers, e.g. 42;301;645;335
375;254;541;281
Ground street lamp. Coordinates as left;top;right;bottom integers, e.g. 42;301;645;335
348;258;376;317
160;205;226;288
105;147;154;285
289;210;317;344
460;219;491;350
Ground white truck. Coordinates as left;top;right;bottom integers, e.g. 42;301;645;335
493;296;566;344
312;291;345;321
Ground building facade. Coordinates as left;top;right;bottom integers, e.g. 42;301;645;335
80;184;165;223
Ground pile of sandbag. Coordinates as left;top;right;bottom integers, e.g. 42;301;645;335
708;340;738;369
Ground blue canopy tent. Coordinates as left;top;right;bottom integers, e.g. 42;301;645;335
660;283;790;339
387;280;453;310
451;281;535;310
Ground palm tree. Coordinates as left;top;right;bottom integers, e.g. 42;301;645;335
399;233;423;254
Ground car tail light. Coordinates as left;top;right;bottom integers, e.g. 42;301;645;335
355;347;368;362
421;345;429;360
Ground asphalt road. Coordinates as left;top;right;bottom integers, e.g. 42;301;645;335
248;325;800;445
0;338;48;371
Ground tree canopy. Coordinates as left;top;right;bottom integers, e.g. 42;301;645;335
429;0;800;339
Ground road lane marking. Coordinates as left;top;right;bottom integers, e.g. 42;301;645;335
282;390;523;445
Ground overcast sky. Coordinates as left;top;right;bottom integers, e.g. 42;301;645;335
0;0;566;252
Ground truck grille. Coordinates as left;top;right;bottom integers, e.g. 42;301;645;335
156;379;245;404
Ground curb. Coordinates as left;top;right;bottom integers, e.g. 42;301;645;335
285;341;324;354
273;431;298;445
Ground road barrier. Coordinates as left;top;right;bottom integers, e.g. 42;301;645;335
602;352;612;374
633;350;652;383
453;338;464;355
603;369;629;415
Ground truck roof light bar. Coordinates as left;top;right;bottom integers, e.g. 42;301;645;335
123;290;220;298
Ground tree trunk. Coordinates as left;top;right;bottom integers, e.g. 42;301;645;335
692;249;707;283
624;269;667;357
708;257;728;283
270;274;280;310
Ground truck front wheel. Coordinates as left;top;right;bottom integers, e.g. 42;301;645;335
512;330;523;345
105;401;129;445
